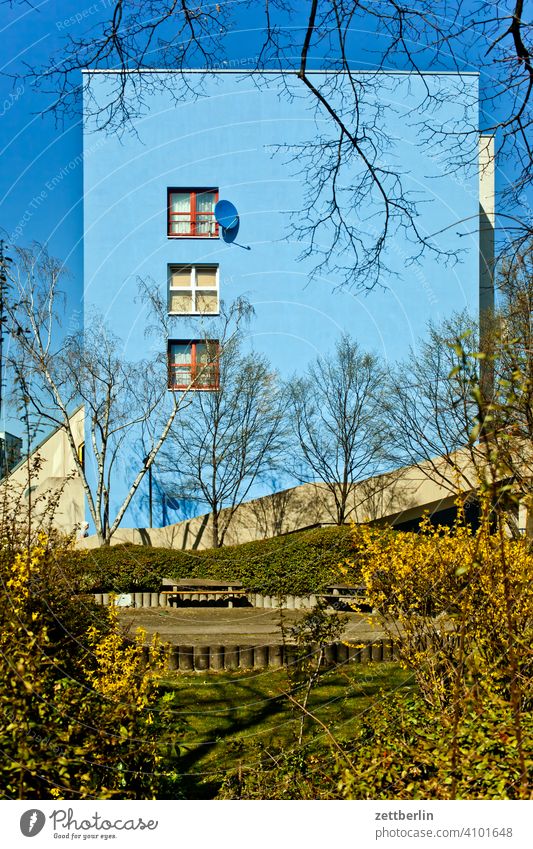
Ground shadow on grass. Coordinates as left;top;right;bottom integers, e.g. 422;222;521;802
155;663;412;799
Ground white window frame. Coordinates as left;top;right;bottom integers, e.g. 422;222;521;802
168;264;220;315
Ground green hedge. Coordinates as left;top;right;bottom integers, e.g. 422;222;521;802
66;526;358;596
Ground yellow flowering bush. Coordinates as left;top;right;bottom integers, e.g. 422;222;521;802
346;511;532;708
337;511;533;798
86;605;164;705
0;535;174;799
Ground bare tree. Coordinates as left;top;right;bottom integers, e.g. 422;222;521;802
288;334;387;525
8;1;531;287
385;245;533;533
160;334;287;548
472;242;533;529
384;312;480;496
3;243;214;546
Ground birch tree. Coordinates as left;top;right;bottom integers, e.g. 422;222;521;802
5;243;216;546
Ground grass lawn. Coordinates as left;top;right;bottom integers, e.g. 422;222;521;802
156;662;413;798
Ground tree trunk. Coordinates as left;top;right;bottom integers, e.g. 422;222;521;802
96;529;111;547
335;486;347;525
211;511;220;548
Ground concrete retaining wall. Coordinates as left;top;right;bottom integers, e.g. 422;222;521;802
146;640;399;671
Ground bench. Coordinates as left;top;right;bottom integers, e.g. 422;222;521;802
319;584;371;611
160;578;246;608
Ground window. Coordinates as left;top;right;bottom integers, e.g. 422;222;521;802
168;340;220;390
168;264;219;314
167;188;218;237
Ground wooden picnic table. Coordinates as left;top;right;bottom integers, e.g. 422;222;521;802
158;579;370;610
160;578;246;608
320;584;371;610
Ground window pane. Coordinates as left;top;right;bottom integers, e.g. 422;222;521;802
169;343;192;364
171;365;192;386
170;267;192;287
195;342;209;364
196;193;216;236
196;366;217;387
196;291;218;314
195;340;218;386
169;220;191;235
169;193;192;235
195;217;216;236
196;192;216;213
197;340;214;361
169;292;193;313
196;266;217;287
170;192;191;213
169;342;192;387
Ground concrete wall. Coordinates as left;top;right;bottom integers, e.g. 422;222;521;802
10;405;527;546
479;134;495;319
79;447;483;550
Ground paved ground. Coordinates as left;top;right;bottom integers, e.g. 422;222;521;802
118;607;387;645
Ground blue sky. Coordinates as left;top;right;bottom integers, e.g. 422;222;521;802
0;7;80;435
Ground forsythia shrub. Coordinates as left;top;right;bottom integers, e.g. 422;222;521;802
337;690;531;800
0;535;176;799
340;510;532;798
347;511;533;709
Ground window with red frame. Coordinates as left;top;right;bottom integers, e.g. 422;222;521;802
168;340;220;390
167;189;219;237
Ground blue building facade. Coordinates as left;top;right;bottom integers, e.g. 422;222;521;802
83;71;482;529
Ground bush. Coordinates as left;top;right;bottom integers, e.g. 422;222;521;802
343;511;532;799
338;691;532;800
0;536;178;799
347;513;533;709
218;744;338;799
218;689;532;800
66;525;358;596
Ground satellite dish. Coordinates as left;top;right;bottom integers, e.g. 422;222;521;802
214;198;250;250
214;199;239;232
222;219;240;244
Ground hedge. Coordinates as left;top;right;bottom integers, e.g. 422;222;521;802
65;526;359;596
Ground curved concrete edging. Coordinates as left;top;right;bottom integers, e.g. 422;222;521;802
95;592;335;609
145;639;399;671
